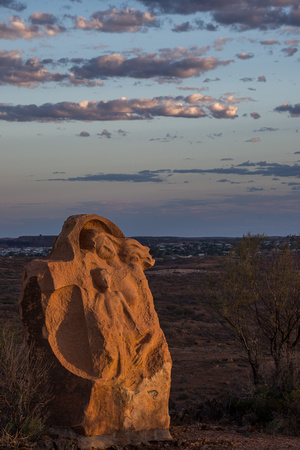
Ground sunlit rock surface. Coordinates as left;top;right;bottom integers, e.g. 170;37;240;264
19;214;172;443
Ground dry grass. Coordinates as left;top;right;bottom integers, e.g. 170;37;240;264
0;323;52;448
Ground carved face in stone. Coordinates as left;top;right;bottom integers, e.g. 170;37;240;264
34;216;158;382
79;225;154;272
94;234;117;261
91;268;111;291
119;238;154;270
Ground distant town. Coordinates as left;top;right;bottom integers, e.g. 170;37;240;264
0;234;298;258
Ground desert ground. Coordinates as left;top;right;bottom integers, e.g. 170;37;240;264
0;255;299;449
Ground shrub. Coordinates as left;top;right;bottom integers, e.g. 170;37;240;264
210;234;300;392
206;234;300;435
0;324;51;447
229;386;300;436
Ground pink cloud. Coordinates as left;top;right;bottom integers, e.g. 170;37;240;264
245;137;261;143
75;8;157;33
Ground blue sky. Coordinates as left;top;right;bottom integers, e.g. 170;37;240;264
0;0;300;237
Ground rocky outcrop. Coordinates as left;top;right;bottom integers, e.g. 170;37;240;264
19;214;172;443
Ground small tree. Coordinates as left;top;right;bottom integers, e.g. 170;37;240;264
211;233;300;391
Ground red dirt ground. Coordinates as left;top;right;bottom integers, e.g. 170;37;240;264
1;255;299;449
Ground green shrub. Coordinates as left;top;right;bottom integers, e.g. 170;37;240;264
229;385;300;435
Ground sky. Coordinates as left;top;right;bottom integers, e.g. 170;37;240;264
0;0;300;238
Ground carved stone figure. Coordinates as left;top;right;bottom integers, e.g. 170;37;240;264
19;214;172;444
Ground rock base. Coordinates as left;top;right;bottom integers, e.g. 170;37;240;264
51;427;172;449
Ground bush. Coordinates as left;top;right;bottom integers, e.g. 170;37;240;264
210;234;300;391
206;234;300;435
229;386;300;436
0;324;51;447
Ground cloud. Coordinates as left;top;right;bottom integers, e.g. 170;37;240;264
39;161;300;195
254;127;278;132
70;50;234;81
279;27;300;35
285;39;299;45
30;12;58;25
0;46;233;87
0;13;66;40
260;39;279;45
237;161;300;178
66;74;103;87
0;50;64;87
138;45;211;59
138;0;211;14
236;52;254;59
78;131;90;137
97;129;128;138
138;0;300;31
281;46;298;56
0;97;204;121
223;94;253;104
172;161;300;179
247;187;264;192
0;16;42;39
213;37;233;50
45;171;165;183
194;19;218;31
274;102;300;117
257;75;266;82
149;133;181;142
203;77;220;82
208;103;238;119
240;77;254;82
185;93;215;103
0;92;250;122
74;8;158;33
177;86;209;92
98;129;112;138
172;21;195;33
250;112;261;119
0;50;103;88
217;178;241;184
208;132;222;139
29;11;66;35
0;0;25;12
245;137;261;143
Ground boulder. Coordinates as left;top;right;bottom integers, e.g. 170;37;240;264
19;214;172;444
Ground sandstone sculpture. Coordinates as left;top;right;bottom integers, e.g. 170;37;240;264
19;214;172;446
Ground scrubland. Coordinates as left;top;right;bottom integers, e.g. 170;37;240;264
0;251;299;449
